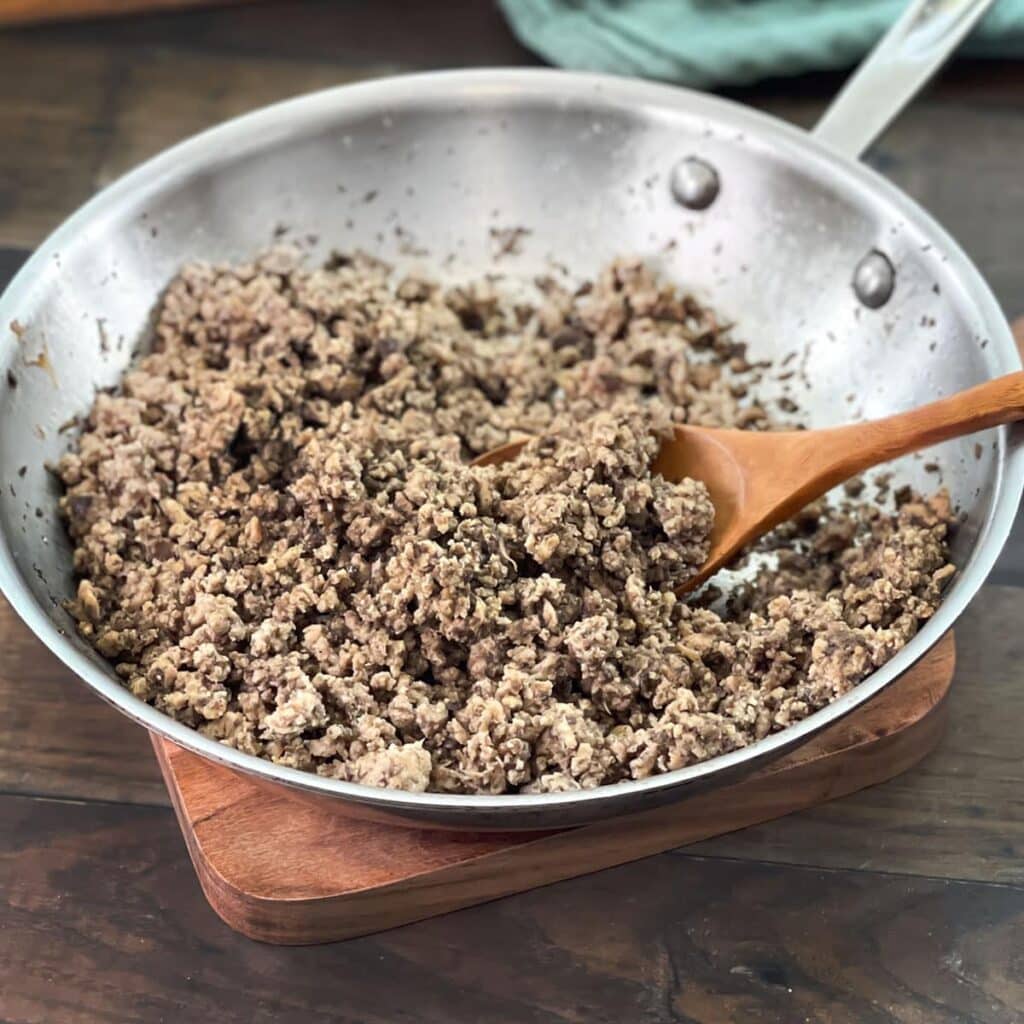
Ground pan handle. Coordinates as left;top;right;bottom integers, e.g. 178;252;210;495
812;0;996;160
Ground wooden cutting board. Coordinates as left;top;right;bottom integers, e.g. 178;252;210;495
154;632;956;945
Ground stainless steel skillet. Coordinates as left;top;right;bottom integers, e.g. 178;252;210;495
0;0;1018;830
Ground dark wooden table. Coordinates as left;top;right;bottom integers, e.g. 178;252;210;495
2;3;1023;1022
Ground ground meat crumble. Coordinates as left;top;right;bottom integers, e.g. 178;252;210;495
58;251;956;794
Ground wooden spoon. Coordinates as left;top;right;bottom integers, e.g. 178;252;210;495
473;372;1024;593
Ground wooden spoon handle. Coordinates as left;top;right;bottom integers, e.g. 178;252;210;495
813;370;1024;486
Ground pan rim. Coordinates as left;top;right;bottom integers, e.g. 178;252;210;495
0;67;1019;826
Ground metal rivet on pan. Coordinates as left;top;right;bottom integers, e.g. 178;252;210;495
670;156;720;210
853;250;895;309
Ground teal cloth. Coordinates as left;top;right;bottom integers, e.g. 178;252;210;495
499;0;1024;87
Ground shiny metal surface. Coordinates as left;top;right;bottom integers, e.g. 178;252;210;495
669;156;720;211
0;68;1020;829
853;249;897;309
813;0;997;159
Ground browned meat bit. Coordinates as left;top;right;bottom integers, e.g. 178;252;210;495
58;250;956;795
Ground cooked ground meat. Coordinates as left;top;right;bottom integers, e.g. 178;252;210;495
57;251;956;794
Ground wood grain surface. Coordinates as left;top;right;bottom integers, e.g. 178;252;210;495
0;0;255;27
1;2;1023;1020
4;790;1023;1023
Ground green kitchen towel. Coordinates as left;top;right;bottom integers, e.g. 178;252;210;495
499;0;1024;87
